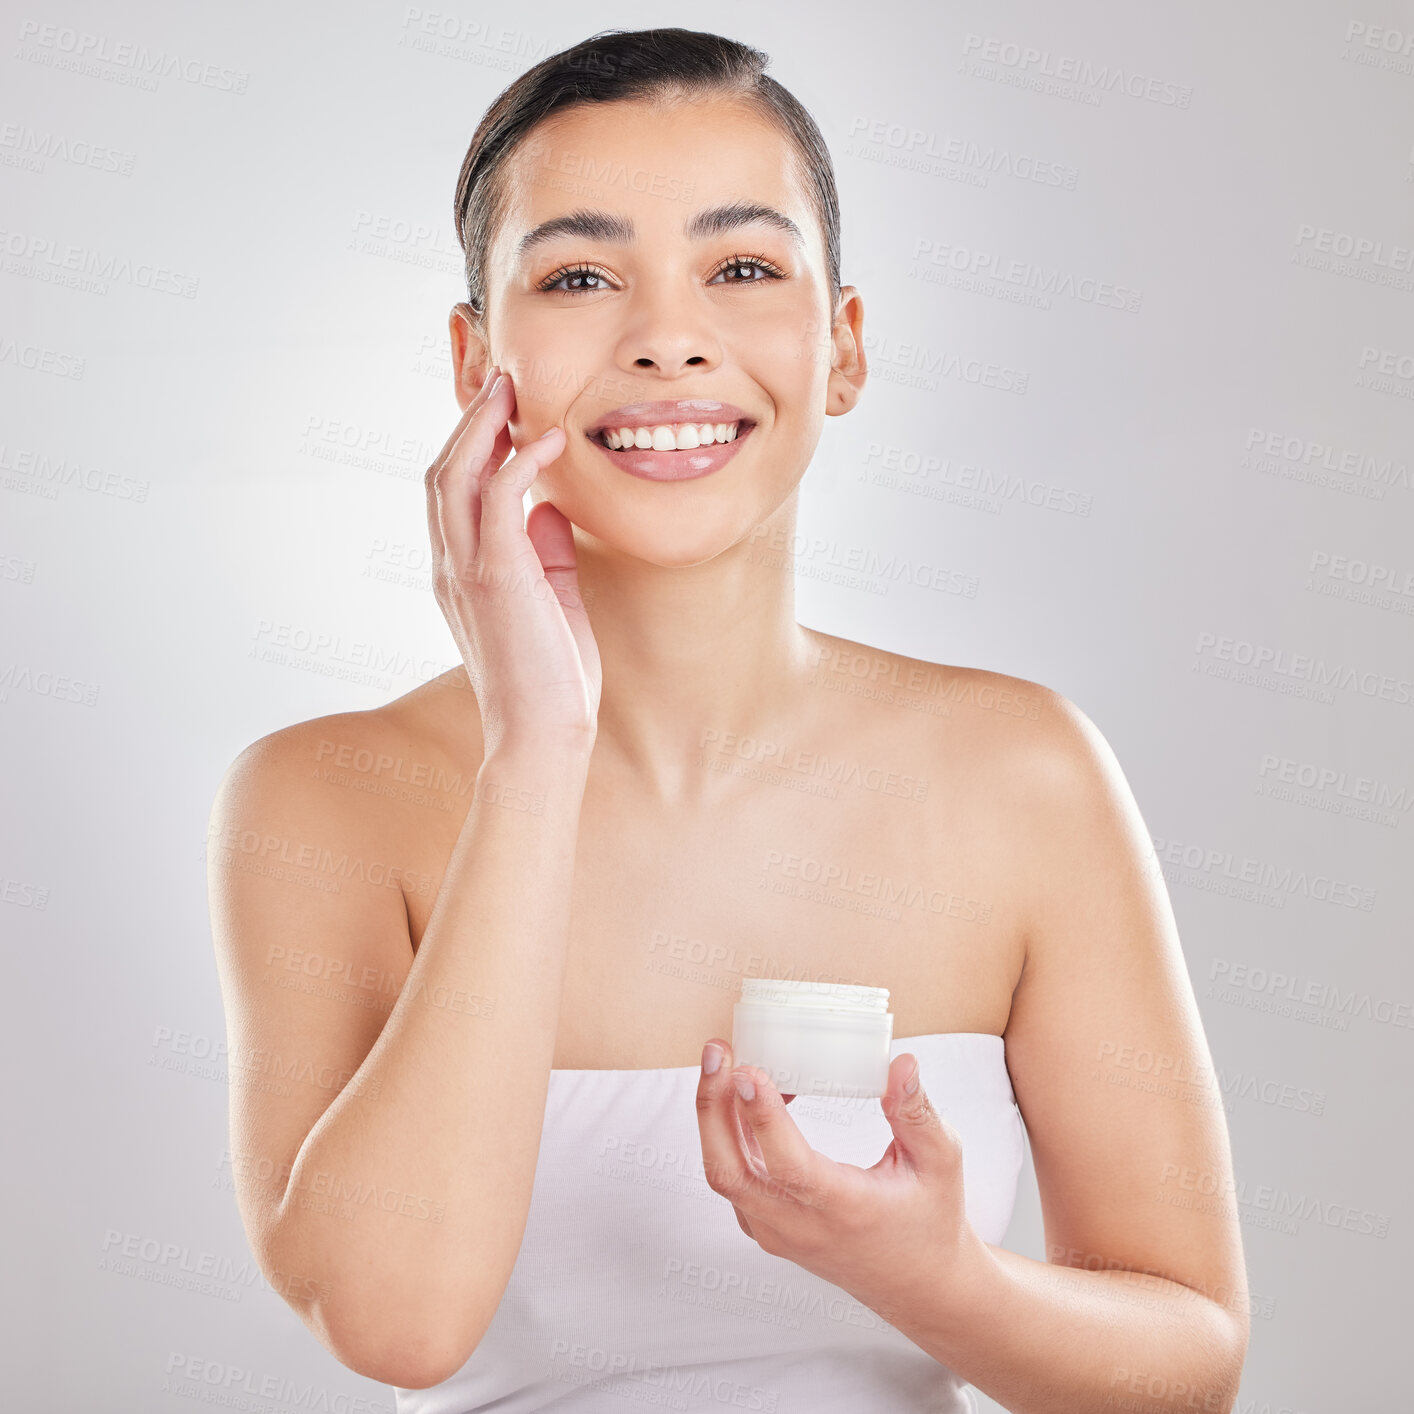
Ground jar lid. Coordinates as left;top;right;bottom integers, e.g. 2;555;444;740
739;978;890;1013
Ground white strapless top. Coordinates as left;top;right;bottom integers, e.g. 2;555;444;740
395;1032;1025;1413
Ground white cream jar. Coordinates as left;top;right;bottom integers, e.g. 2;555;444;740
731;978;895;1099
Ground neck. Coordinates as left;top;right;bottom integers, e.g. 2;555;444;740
574;504;818;804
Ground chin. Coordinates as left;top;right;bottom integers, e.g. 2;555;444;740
553;491;778;569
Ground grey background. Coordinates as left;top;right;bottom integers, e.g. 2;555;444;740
3;1;1411;1410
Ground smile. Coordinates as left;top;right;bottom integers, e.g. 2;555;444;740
596;421;743;450
585;419;757;482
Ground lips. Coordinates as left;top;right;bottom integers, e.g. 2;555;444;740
585;399;756;435
586;405;758;483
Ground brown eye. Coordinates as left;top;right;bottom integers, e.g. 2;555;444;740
709;254;785;285
537;264;613;294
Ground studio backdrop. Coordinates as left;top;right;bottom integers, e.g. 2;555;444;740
3;2;1410;1411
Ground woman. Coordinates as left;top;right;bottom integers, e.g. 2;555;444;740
208;27;1250;1413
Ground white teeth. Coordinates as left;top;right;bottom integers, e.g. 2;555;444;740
601;421;741;450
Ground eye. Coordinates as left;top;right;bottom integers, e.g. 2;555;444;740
708;253;786;285
535;263;615;295
534;252;787;296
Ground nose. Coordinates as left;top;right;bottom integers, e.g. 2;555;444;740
611;281;724;377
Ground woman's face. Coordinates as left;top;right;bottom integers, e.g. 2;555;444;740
453;93;865;568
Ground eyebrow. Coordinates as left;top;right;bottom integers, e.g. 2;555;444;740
514;201;805;262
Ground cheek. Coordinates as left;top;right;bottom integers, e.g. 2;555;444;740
502;336;587;438
740;301;831;394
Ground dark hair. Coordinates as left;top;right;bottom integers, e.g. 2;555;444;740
452;27;841;329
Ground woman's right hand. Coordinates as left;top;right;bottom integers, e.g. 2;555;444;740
425;366;602;756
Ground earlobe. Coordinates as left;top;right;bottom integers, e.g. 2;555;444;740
824;285;867;417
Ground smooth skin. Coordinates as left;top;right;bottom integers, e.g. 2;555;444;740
448;93;1248;1408
210;91;1249;1407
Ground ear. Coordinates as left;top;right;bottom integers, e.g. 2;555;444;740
449;302;492;413
824;284;867;418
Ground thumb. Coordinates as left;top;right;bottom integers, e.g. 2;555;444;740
525;499;589;615
880;1053;961;1175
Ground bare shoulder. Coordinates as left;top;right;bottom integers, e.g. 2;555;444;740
210;670;484;836
803;641;1246;1324
801;629;1144;927
802;626;1074;772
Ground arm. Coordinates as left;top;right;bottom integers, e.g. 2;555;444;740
208;718;592;1389
887;691;1250;1412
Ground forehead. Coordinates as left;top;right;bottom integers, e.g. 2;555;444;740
493;94;811;255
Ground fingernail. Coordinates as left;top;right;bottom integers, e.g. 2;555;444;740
702;1043;722;1076
904;1062;920;1096
733;1071;756;1102
490;373;508;398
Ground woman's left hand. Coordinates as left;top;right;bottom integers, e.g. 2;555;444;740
695;1038;986;1326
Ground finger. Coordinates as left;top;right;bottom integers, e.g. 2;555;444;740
730;1065;823;1206
879;1053;960;1177
525;498;580;590
425;364;500;561
437;374;515;571
696;1039;755;1202
479;426;565;560
525;497;592;631
435;361;500;466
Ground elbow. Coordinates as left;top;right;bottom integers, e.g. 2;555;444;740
262;1220;485;1390
1206;1303;1251;1414
1226;1309;1251;1400
327;1328;476;1391
305;1285;485;1390
299;1271;487;1390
